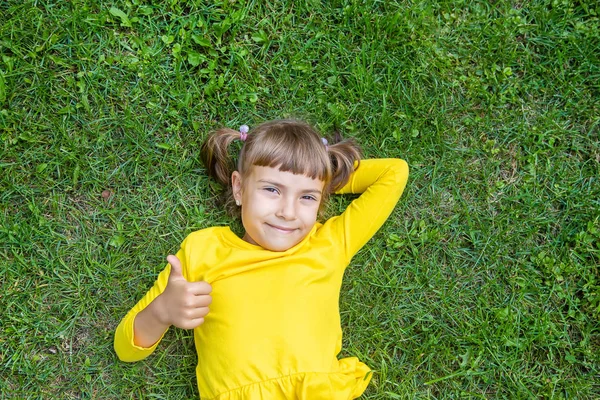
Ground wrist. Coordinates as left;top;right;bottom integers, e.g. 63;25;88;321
150;294;171;327
133;298;171;348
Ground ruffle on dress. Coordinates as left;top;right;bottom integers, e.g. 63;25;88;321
208;357;371;400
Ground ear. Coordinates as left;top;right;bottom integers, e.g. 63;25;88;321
231;171;243;204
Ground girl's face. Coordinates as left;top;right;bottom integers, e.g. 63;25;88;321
232;165;325;251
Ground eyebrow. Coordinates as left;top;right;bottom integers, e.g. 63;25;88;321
257;179;323;195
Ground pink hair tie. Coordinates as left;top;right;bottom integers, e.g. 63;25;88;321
239;125;249;141
321;137;329;151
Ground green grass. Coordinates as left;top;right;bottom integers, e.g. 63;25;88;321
1;0;599;398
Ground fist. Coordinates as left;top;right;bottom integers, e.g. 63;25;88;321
159;255;212;330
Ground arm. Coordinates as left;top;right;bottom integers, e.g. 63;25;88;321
332;158;409;261
114;247;212;362
114;264;172;362
133;297;171;348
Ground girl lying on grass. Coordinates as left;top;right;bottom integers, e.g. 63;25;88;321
114;119;409;399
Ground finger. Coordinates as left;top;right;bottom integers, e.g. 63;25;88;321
185;306;210;320
182;292;212;308
180;317;205;330
176;305;210;329
166;254;185;281
187;281;213;296
189;294;212;307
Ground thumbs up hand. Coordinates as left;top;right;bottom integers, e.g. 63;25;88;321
157;255;213;330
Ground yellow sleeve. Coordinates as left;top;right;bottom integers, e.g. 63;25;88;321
333;158;409;261
113;246;187;362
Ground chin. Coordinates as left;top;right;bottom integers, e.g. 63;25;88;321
261;242;295;252
258;237;302;252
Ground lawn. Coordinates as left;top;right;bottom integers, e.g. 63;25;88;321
1;0;599;398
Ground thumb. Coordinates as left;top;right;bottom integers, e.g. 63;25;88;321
166;255;186;281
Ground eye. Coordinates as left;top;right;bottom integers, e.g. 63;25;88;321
301;195;318;201
263;187;279;194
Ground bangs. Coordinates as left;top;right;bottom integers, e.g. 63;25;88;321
240;121;331;182
252;145;329;181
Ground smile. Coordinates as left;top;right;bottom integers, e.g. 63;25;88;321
266;224;297;234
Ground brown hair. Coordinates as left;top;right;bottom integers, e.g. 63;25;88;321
200;119;361;215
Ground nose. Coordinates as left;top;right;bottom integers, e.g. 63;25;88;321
276;196;296;220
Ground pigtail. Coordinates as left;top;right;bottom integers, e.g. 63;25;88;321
200;128;242;187
326;131;362;192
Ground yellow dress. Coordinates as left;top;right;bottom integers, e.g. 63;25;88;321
114;159;409;399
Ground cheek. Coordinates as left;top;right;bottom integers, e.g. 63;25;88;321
302;205;320;224
241;195;268;221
